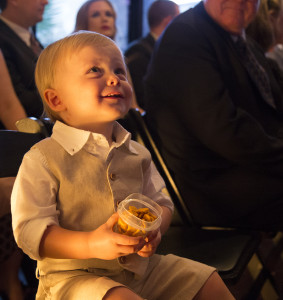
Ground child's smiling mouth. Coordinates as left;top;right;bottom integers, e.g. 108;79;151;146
102;92;124;99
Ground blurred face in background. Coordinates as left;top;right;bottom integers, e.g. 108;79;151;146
204;0;260;35
270;1;283;44
87;1;116;39
9;0;48;28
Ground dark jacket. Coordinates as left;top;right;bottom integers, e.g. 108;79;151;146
0;20;43;129
144;2;283;230
125;33;155;108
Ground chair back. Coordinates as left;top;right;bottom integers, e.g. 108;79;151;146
0;130;45;177
128;109;196;226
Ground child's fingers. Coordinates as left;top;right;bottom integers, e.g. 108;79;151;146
114;231;143;246
105;212;119;229
146;229;158;242
117;244;143;255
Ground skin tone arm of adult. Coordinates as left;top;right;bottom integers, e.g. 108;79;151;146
39;212;146;260
0;51;26;130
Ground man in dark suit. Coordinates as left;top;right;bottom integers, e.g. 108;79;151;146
144;0;283;231
0;0;48;129
125;0;179;108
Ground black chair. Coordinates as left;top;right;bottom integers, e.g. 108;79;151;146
0;129;47;299
0;130;46;177
127;108;280;299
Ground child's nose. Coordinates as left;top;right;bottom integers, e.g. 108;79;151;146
107;74;120;86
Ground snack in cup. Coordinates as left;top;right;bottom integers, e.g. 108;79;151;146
116;193;162;238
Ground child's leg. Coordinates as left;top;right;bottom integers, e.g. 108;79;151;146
194;272;235;300
103;286;144;300
128;254;232;300
39;270;145;300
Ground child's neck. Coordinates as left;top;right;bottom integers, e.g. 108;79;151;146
91;122;115;146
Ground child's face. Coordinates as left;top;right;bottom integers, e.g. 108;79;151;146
48;44;132;131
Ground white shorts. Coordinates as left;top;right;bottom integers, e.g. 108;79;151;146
36;254;215;300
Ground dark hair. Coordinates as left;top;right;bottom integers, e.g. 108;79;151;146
0;0;7;10
148;0;179;29
74;0;116;35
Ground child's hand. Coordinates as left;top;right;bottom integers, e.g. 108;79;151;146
137;229;161;257
87;213;145;260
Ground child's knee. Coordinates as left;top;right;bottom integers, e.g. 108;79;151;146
194;272;235;300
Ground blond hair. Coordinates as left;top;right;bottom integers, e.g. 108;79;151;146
35;31;121;122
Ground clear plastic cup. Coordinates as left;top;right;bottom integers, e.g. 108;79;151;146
116;193;162;237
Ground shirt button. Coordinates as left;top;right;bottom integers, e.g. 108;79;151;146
119;256;126;264
109;173;116;181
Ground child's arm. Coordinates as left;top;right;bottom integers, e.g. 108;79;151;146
39;212;145;260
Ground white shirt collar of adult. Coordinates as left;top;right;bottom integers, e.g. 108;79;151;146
51;120;138;158
0;15;31;47
231;31;246;43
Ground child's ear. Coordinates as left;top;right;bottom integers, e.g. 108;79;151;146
44;89;66;112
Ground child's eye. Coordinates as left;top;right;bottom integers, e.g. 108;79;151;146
88;66;101;74
115;68;126;77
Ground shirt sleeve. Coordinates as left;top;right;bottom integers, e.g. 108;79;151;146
142;160;174;213
11;147;59;260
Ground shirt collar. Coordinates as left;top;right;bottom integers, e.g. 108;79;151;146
51;121;138;156
0;15;31;46
231;31;246;43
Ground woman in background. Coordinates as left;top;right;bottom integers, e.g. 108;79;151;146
74;0;116;40
247;0;283;70
74;0;143;116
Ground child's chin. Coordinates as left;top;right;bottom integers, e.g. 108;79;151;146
117;104;130;115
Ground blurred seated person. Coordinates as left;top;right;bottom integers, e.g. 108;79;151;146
0;0;48;129
247;0;283;71
125;0;179;109
144;0;283;231
0;50;26;130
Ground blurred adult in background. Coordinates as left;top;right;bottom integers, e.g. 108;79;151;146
0;50;26;130
125;0;179;109
0;0;48;129
74;0;143;116
74;0;116;39
144;0;283;231
247;0;283;71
